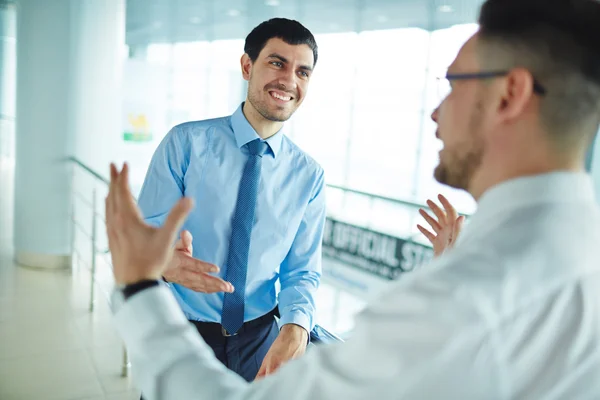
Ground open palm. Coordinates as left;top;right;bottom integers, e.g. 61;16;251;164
417;194;465;257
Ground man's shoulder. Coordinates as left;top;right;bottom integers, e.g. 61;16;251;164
281;136;323;177
171;115;232;136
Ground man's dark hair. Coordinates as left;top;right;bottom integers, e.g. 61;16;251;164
477;0;600;147
244;18;318;67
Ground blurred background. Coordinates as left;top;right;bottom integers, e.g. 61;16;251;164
0;1;598;399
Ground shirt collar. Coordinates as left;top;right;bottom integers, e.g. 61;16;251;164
230;103;285;158
478;171;595;211
458;171;596;245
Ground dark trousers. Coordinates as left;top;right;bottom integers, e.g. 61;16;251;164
200;318;279;382
141;315;279;399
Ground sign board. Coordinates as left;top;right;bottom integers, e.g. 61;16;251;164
322;217;434;280
121;59;170;144
123;113;152;142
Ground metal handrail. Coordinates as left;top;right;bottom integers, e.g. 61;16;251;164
326;183;427;210
68;156;109;185
327;182;470;219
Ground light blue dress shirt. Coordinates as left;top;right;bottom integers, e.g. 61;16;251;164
137;103;326;332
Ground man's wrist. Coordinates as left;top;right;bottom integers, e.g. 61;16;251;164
280;323;309;344
122;279;160;300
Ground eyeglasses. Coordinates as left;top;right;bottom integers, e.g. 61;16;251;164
436;71;547;100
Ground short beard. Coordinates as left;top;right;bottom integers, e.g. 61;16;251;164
248;88;292;122
434;100;485;191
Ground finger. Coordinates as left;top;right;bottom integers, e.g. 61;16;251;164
110;162;118;178
189;274;233;293
419;208;441;233
438;194;457;223
255;364;267;380
161;198;194;244
179;255;220;274
116;163;137;216
105;196;119;253
427;200;447;225
174;238;184;250
174;238;189;253
107;163;122;234
105;196;112;227
108;163;118;214
268;359;282;374
112;163;126;212
181;230;193;250
180;268;233;293
105;196;116;236
417;224;437;243
453;216;465;241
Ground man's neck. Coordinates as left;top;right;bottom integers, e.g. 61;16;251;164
468;150;585;202
242;101;284;140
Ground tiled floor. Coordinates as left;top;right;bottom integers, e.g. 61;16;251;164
0;160;139;400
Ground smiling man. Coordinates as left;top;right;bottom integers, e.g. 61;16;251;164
135;18;325;384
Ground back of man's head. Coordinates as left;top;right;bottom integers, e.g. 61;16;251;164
477;0;600;150
244;18;318;66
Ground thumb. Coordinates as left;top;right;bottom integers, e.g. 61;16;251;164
255;362;267;380
181;230;193;249
161;198;194;244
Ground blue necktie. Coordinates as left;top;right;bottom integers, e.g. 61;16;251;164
221;139;269;335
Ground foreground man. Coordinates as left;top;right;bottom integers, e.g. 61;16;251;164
108;0;600;398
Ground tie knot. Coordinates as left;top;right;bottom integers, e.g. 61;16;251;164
247;139;269;157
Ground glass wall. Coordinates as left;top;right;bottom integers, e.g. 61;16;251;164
122;0;484;334
124;0;482;238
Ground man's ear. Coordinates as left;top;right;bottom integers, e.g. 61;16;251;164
497;67;535;122
241;53;252;81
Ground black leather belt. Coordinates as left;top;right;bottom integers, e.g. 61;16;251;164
190;307;278;340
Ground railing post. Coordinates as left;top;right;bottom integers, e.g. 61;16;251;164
70;165;77;270
89;188;97;313
121;347;130;377
368;196;375;229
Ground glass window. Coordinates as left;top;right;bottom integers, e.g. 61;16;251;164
124;4;484;337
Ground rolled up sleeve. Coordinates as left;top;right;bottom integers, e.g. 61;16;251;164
277;168;326;333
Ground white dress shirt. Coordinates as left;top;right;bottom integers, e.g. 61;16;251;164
112;171;600;399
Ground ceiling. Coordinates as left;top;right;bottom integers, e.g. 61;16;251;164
125;0;484;46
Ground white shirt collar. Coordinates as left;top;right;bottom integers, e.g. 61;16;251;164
458;171;596;245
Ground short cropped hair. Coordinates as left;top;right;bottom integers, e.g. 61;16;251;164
477;0;600;146
244;18;318;67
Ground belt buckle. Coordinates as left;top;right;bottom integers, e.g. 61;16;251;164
221;326;238;337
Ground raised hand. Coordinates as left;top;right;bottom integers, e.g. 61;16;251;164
417;194;465;257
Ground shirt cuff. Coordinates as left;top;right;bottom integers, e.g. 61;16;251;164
278;309;312;336
112;285;190;345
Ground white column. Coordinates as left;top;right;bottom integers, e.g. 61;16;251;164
13;0;124;269
0;1;16;160
591;133;600;201
68;0;125;172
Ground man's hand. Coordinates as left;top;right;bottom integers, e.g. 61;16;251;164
105;163;234;293
106;163;194;285
255;324;308;380
164;230;234;294
417;194;465;257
